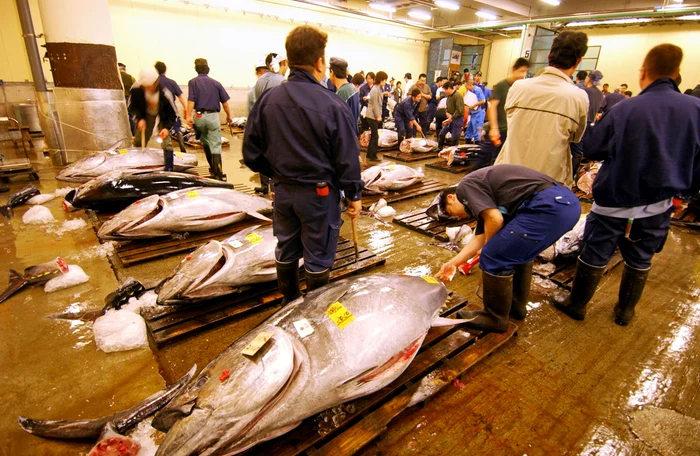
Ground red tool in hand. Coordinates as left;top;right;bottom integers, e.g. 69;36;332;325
457;254;480;275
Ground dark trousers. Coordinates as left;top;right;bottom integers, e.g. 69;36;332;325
438;116;464;149
417;111;429;135
366;118;381;159
126;96;135;135
579;210;671;270
427;104;437;127
435;109;447;136
272;182;342;272
481;185;582;275
486;130;507;165
396;116;415;144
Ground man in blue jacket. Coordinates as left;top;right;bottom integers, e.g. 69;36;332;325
243;26;363;303
553;44;700;326
394;88;423;143
428;77;444;131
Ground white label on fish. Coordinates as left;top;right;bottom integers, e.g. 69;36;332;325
293;319;314;338
167;193;179;200
230;240;243;249
242;331;273;356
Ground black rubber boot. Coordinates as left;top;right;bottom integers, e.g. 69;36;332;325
163;149;174;172
437;134;446;151
211;154;226;181
552;258;605;320
614;264;650;326
305;268;330;292
276;260;301;305
510;262;533;320
202;143;213;174
456;271;513;333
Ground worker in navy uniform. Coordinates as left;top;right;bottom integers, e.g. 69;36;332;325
243;25;363;302
393;88;423;144
186;58;232;181
434;164;581;333
129;68;177;171
553;44;700;326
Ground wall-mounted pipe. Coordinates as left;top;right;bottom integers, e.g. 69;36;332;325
15;0;46;93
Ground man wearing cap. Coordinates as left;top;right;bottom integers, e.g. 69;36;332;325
408;74;432;135
249;61;269;114
129;68;178;171
394;88;423;143
186;58;231;181
155;61;187;153
243;25;363;302
331;57;360;135
570;69;605;178
434;164;581;333
119;63;136;134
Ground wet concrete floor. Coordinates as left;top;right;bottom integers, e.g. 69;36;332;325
1;135;699;455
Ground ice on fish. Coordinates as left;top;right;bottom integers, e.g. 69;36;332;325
26;194;56;205
123;291;159;314
54;187;74;197
22;205;56;224
367;199;397;218
44;265;90;292
93;309;148;353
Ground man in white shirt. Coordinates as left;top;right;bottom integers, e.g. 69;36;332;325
495;31;589;187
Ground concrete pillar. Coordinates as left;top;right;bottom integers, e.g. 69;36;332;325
38;0;131;161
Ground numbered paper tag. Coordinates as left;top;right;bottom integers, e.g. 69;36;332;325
326;302;354;329
387;164;396;170
241;331;272;356
167;193;179;200
245;232;263;245
186;190;200;199
118;149;128;155
174;152;185;157
293;319;314;338
421;276;439;285
230;240;243;249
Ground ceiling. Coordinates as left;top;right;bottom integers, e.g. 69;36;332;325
297;0;700;34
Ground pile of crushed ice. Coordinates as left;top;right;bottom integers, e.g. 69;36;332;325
93;291;158;353
22;205;56;224
44;264;90;292
65;241;116;261
45;219;87;236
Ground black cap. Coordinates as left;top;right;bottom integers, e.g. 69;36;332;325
329;57;348;79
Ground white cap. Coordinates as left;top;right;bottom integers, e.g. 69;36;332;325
138;67;159;86
254;60;268;69
270;52;287;72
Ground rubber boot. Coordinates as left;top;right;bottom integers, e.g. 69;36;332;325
202;143;213;175
510;262;533;320
437;134;445;151
551;258;605;320
211;154;226;181
456;271;513;333
614;264;650;326
0;186;9;193
255;175;270;195
163;149;174;172
276;260;301;305
305;268;330;292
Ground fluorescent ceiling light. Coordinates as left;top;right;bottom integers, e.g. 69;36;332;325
502;25;523;31
663;3;685;9
401;18;426;26
540;0;561;5
567;17;652;26
435;0;460;11
475;10;498;20
678;14;699;20
369;2;396;13
408;8;432;20
673;0;684;3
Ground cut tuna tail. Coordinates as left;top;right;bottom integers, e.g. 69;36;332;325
0;270;27;304
0;205;13;220
17;365;197;440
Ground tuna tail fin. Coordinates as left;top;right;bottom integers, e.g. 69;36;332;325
0;205;13;220
247;211;272;222
17;364;197;440
0;270;27;304
431;316;473;327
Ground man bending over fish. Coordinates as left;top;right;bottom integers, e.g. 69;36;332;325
434;164;581;332
244;26;363;303
129;68;178;171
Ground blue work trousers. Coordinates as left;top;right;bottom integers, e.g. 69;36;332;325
480;185;582;275
466;110;485;141
272;182;342;272
438;116;464;145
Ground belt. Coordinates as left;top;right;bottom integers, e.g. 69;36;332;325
197;109;218;114
534;181;555;193
273;174;330;187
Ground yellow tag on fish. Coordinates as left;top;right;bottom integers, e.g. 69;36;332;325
421;276;439;285
245;232;263;245
186;190;200;199
118;149;128;155
387;164;396;170
174;152;184;157
242;331;273;356
326;302;354;329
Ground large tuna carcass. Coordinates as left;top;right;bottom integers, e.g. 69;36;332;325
361;162;424;194
359;129;399;151
399;138;439;154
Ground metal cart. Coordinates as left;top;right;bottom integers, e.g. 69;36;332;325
0;116;39;182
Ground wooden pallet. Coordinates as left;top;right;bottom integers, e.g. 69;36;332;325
534;252;623;289
184;140;230;150
361;178;448;210
246;294;517;456
229;126;245;136
143;237;386;345
425;159;476;175
671;202;700;228
393;208;475;242
382;151;437;163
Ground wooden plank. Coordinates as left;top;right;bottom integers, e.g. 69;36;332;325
312;322;518;456
361;178;448;210
382;151;437;163
393;208;474;243
425;159;474;175
538;251;624;289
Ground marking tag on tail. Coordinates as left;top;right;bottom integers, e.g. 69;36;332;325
326;302;354;329
245;233;263;245
186;190;200;199
293;319;314;338
118;149;128;155
421;276;439;284
242;331;273;356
